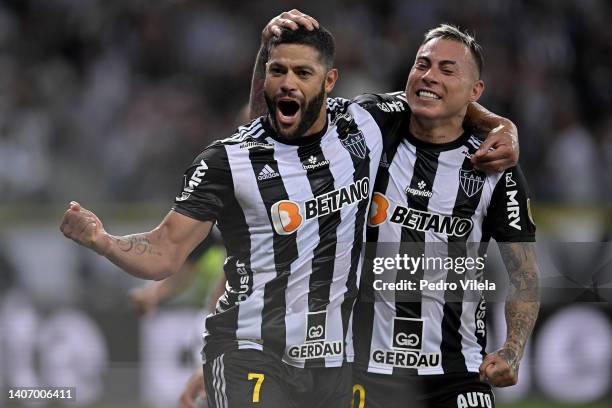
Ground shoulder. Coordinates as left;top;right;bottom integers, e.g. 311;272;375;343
217;117;268;146
194;117;274;162
351;91;409;113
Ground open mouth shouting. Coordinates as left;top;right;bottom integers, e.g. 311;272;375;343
275;98;302;127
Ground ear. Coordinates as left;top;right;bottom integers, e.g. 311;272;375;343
469;79;484;103
325;68;339;94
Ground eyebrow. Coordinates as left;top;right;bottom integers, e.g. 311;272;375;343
268;62;316;71
416;56;457;67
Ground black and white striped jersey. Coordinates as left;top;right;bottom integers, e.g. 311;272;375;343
353;100;536;376
172;95;405;368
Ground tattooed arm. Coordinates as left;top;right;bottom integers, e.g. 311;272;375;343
479;242;540;387
60;201;213;280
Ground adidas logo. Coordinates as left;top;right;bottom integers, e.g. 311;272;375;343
257;164;280;181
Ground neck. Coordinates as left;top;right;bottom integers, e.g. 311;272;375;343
409;114;465;144
303;101;328;137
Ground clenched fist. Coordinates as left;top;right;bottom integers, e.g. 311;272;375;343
479;347;519;387
60;201;109;254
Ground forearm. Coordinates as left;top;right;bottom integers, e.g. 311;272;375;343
466;102;516;136
502;299;539;364
248;44;269;119
98;229;179;281
500;243;540;365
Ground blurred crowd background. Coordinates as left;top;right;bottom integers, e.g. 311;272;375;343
0;0;611;407
0;0;610;206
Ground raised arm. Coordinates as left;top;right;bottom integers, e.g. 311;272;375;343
480;242;540;387
465;102;519;172
60;201;213;281
248;9;319;119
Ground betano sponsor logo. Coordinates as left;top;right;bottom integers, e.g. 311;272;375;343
271;177;370;235
390;206;473;237
368;192;390;226
368;193;473;237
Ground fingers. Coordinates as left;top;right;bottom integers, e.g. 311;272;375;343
472;158;513;173
474;125;519;172
481;354;518;387
280;9;319;30
478;354;495;382
471;144;517;172
60;201;103;249
263;9;319;42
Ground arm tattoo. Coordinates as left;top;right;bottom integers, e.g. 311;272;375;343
115;236;162;257
499;242;540;365
248;45;269;119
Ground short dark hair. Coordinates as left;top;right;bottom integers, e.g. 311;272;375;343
268;25;335;70
422;24;483;78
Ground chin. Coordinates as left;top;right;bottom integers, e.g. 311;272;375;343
278;125;299;139
409;105;441;120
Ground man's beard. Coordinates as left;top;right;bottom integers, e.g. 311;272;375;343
265;83;326;140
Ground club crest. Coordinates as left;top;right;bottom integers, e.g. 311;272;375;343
459;169;485;197
333;112;367;159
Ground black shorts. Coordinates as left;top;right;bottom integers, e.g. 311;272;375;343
352;370;494;408
204;349;352;408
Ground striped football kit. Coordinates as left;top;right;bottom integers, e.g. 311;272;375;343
351;94;536;408
173;94;406;407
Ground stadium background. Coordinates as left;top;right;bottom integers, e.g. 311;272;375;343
0;0;610;407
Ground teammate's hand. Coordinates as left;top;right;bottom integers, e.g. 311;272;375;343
471;122;519;173
179;370;206;408
129;285;160;317
262;9;319;43
60;201;109;254
479;347;519;387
